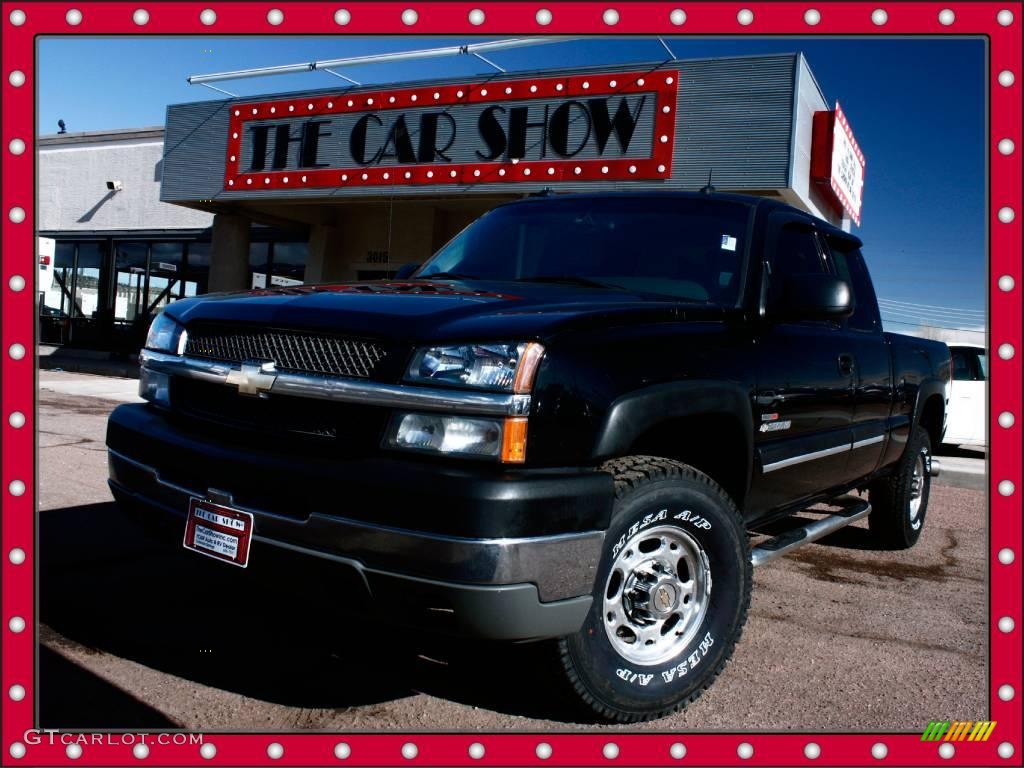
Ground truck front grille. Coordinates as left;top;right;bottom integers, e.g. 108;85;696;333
170;377;387;456
184;324;388;379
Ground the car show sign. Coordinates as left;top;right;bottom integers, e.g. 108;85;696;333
811;101;866;225
223;69;678;192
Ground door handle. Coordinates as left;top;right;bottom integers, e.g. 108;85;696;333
838;354;855;376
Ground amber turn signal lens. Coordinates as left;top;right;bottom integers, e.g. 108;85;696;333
501;417;529;463
512;342;545;394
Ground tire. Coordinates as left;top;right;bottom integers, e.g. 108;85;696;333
557;456;751;722
868;426;932;549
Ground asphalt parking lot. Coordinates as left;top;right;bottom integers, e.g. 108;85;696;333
36;372;988;732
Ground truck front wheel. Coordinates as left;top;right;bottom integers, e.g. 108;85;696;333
557;456;751;722
868;426;932;549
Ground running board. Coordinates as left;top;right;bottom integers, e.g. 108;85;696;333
750;497;871;567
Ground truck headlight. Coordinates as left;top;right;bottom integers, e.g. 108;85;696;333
405;342;544;392
145;312;187;354
386;413;528;463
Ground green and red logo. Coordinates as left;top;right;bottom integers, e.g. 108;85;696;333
922;720;997;742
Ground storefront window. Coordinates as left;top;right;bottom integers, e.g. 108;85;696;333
38;234;217;349
249;242;270;289
147;242;184;313
271;241;308;286
115;242;148;322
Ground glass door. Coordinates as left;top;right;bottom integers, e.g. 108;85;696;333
111;242;149;352
113;242;148;323
68;242;106;347
146;242;185;314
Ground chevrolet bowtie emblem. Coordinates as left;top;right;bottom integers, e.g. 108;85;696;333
226;360;277;396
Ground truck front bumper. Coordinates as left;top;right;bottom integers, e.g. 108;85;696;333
106;403;611;641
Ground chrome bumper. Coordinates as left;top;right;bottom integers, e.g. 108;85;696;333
108;449;603;602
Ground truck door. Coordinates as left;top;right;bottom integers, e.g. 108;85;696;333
750;214;855;513
824;239;892;480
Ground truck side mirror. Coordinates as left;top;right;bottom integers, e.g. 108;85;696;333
774;274;854;321
393;263;420;280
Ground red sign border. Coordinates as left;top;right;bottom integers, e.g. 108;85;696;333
223;70;679;190
828;101;866;226
811;102;867;225
1;3;1020;767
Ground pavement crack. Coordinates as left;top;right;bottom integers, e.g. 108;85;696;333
751;614;984;660
40;432;96;448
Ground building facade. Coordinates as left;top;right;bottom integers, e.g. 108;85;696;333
38;129;314;350
38;52;864;351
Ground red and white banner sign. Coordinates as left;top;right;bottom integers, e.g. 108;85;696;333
811;101;866;225
223;69;678;192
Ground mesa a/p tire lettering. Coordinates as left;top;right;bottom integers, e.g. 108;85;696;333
558;456;752;722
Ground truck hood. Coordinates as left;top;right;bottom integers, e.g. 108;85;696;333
167;280;726;342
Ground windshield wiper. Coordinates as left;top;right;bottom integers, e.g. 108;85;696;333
515;275;625;290
416;271;478;281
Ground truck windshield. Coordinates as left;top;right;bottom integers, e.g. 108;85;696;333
417;197;751;305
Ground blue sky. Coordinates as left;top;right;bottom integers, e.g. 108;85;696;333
37;37;987;335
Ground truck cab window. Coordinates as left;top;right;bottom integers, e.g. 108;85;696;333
766;224;824;310
952;348;985;381
827;242;881;332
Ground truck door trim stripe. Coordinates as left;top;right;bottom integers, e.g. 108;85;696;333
761;442;851;473
762;431;887;473
852;434;885;449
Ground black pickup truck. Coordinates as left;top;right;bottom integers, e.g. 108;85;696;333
107;191;950;721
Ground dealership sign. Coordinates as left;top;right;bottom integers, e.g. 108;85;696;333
810;101;866;225
224;70;678;191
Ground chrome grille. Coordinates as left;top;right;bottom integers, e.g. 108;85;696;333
184;326;387;378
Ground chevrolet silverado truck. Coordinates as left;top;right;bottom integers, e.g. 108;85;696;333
107;191;950;722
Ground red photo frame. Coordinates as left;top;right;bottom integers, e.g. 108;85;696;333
2;3;1020;766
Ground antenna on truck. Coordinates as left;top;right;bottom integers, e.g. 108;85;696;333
700;169;716;194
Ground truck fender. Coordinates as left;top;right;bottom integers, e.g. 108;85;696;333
911;377;948;447
591;381;754;485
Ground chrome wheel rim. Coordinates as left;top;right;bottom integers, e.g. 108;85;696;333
603;525;711;666
909;451;927;527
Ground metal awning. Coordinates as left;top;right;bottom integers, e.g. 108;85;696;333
186;37;582;97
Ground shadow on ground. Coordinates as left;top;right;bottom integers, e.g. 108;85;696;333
39;502;587;728
934;444;985;459
39;646;178;729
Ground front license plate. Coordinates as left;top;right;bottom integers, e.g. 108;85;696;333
184;497;254;568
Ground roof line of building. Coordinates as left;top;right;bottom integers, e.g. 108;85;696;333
38;126;165;146
37;52;805;144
